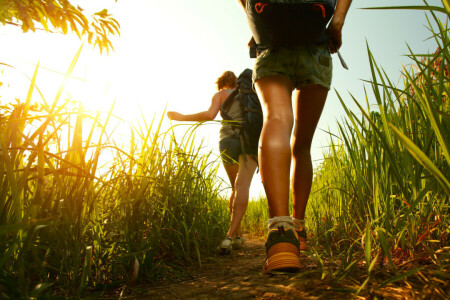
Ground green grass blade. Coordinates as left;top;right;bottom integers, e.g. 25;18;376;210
376;228;395;269
374;267;424;290
443;0;450;13
50;44;83;112
388;123;450;196
364;220;371;272
351;95;408;197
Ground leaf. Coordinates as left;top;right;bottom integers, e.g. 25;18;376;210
36;8;49;32
374;268;423;290
356;276;370;295
389;123;450;196
364;220;371;272
95;9;109;17
368;252;379;274
376;228;394;268
78;246;93;295
443;0;450;14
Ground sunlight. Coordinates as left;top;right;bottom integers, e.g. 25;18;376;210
1;1;234;127
2;1;449;298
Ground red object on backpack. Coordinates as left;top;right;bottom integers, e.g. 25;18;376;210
312;4;326;18
255;3;269;13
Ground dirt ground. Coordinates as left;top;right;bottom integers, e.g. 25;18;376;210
100;234;448;299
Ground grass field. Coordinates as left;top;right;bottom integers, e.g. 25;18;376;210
0;50;231;297
241;2;449;296
1;2;449;299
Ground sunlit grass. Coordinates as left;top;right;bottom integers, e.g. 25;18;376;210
0;48;229;297
243;2;449;297
1;2;449;298
307;2;449;295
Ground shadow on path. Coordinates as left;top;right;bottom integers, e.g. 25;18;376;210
101;234;444;299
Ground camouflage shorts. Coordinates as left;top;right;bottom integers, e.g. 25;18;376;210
252;44;332;90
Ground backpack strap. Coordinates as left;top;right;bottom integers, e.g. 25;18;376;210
238;127;248;163
220;89;239;122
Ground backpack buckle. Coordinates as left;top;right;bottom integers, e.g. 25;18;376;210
249;43;257;58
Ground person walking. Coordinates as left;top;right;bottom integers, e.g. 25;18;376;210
167;70;259;254
237;0;352;273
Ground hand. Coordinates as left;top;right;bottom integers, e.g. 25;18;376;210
167;111;182;121
327;17;344;54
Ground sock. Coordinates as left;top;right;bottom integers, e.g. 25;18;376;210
292;217;305;231
268;216;295;231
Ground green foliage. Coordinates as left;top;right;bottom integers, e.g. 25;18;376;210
240;195;269;236
307;0;449;293
0;48;228;297
0;0;120;53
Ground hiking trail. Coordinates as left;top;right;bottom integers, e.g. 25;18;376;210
101;234;443;299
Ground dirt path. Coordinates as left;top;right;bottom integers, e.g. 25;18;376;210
102;234;446;299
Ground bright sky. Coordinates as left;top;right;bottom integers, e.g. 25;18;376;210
0;0;444;196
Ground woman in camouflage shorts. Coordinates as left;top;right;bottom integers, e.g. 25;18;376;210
237;0;352;273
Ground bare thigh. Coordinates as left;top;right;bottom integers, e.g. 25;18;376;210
223;163;239;189
234;154;258;190
292;84;328;149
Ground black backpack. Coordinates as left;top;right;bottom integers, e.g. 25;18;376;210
246;0;336;49
220;69;263;160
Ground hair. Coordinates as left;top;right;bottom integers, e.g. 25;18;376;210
215;71;238;91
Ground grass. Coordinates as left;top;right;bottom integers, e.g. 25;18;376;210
1;1;449;298
306;1;449;296
0;47;229;298
241;1;449;297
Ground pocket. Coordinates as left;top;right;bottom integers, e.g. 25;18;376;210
311;46;333;86
317;47;331;68
311;47;331;71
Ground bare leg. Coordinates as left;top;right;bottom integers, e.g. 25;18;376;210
226;154;257;238
223;163;239;222
255;75;294;218
291;85;328;220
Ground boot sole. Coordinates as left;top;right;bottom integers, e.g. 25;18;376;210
263;252;301;274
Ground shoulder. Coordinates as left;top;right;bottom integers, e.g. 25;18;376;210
214;89;235;102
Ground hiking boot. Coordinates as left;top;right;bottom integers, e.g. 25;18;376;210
263;226;301;274
296;228;308;251
217;237;233;255
233;236;245;249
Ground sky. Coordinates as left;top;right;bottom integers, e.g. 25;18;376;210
0;0;445;197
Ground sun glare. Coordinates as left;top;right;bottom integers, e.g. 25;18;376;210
0;0;260;196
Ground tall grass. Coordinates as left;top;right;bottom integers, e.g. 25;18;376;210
307;1;449;293
0;48;229;298
240;194;269;236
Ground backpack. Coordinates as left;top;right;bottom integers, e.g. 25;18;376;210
220;69;263;161
246;0;336;49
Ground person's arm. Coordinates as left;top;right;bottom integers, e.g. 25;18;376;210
167;92;223;122
236;0;256;48
327;0;352;54
237;0;246;11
